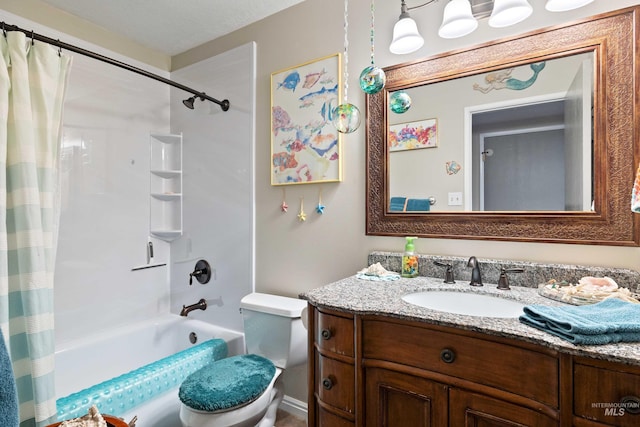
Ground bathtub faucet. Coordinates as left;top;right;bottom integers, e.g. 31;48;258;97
180;298;207;317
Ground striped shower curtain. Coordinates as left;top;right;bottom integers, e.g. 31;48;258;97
0;31;72;427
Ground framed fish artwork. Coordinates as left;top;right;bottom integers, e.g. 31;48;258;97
270;53;342;185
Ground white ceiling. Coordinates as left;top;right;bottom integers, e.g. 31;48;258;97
40;0;304;56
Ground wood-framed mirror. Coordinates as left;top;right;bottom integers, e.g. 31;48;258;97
366;6;640;246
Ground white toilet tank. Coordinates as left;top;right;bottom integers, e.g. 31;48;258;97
240;293;308;369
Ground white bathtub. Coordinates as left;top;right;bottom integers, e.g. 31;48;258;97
55;314;244;427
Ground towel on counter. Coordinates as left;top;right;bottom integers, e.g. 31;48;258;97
519;298;640;345
356;262;400;281
0;329;19;427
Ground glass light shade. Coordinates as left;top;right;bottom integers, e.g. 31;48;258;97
389;17;424;54
438;0;478;39
488;0;533;28
545;0;594;12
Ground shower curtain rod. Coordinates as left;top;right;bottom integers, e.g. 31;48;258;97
1;21;230;111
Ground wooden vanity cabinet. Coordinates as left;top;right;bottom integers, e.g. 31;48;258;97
307;304;640;427
362;316;559;427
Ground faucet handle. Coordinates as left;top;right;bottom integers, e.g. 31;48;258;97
189;259;211;285
434;261;455;284
497;267;524;290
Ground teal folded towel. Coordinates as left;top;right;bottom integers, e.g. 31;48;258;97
519;298;640;345
406;199;431;211
0;329;19;427
389;197;406;211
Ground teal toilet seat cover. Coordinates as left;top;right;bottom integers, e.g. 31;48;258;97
179;354;276;412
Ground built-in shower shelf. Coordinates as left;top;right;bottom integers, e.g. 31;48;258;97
151;170;181;179
150;132;183;241
149;230;182;240
151;193;182;201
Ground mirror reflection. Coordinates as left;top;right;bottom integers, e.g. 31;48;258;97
388;52;594;213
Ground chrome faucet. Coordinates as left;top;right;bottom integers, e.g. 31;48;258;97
180;298;207;316
467;256;483;287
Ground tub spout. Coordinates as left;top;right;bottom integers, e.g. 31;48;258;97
180;298;207;317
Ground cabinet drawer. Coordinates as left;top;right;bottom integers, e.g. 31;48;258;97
315;352;355;414
316;403;355;427
574;362;640;426
315;309;354;357
362;319;559;407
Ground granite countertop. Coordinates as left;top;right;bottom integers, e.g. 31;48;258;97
301;275;640;367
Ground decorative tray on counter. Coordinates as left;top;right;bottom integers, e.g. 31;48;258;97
538;277;640;306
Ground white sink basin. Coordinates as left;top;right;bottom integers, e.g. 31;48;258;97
402;291;526;318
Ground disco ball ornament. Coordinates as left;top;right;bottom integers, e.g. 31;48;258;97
332;103;361;134
359;65;386;95
390;91;412;114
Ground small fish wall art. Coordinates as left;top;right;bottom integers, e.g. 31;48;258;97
271;53;342;185
446;161;461;175
473;62;546;94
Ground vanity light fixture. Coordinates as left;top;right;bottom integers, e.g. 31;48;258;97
389;0;429;54
391;0;596;54
439;0;478;38
488;0;533;28
545;0;594;12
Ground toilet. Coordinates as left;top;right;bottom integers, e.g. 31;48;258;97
179;293;308;427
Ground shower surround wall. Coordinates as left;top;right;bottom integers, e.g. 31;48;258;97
3;11;255;348
169;43;256;333
48;21;173;346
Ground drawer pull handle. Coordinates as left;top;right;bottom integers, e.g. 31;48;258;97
620;395;640;415
321;329;332;340
440;348;456;363
322;377;333;390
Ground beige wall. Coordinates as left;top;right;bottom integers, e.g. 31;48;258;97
173;0;640;298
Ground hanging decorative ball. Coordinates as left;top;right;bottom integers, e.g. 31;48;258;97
332;103;361;134
359;65;386;95
390;91;412;114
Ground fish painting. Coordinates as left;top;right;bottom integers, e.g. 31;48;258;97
299;84;339;113
271;54;342;184
302;68;327;89
277;71;301;92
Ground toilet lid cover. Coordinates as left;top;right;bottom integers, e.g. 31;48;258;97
178;354;276;412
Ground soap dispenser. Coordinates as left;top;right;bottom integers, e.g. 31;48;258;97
401;236;419;278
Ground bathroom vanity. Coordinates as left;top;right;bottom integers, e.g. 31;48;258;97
303;276;640;427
